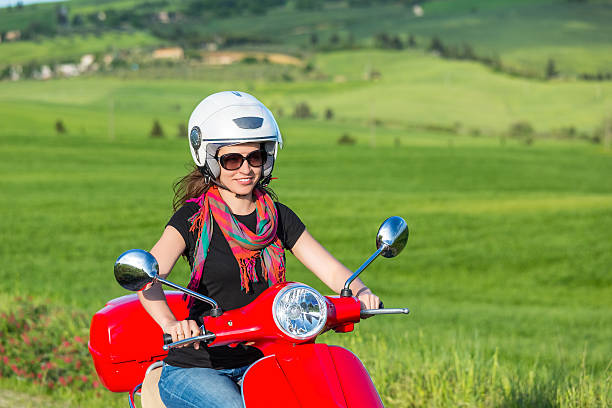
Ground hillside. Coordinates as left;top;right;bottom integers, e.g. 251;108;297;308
1;49;610;137
1;0;611;78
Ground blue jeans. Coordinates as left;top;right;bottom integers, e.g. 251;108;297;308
158;363;249;408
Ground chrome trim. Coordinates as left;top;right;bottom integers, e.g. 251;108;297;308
157;277;219;310
241;355;276;407
360;308;410;317
343;246;385;292
272;283;327;341
343;216;409;292
145;360;164;376
114;249;219;310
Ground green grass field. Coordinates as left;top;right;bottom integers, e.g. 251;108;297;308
1;49;611;136
1;51;611;406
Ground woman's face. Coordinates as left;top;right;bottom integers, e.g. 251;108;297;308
217;142;264;196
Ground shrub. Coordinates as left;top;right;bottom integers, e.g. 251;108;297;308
509;121;534;137
546;58;559;79
0;296;99;391
293;102;313;119
428;36;445;55
338;133;356;145
150;119;164;138
325;108;334;120
177;123;187;139
408;34;416;47
593;118;612;147
55;119;66;134
309;33;318;47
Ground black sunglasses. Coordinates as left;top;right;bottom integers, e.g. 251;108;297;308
216;150;267;171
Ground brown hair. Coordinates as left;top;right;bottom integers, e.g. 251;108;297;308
172;166;211;211
172;166;278;212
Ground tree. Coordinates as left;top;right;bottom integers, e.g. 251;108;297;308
329;33;340;46
390;35;403;50
72;14;84;26
310;33;318;47
461;43;475;60
293;102;313;119
56;5;69;26
177;123;187;139
150;120;164;138
408;34;416;47
325;108;334;120
55;120;66;134
546;58;558;79
428;36;445;55
375;32;390;48
337;133;356;145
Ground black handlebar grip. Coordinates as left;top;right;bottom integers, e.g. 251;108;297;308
379;301;384;309
163;333;173;345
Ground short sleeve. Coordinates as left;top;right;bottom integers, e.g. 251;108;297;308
166;202;199;258
275;202;305;250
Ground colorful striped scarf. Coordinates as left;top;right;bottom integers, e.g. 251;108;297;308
184;185;286;308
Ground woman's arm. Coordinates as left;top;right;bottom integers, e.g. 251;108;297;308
291;229;381;310
138;225;201;348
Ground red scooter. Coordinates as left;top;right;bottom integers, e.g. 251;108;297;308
89;216;410;407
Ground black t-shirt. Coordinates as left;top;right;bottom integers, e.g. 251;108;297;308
163;201;305;369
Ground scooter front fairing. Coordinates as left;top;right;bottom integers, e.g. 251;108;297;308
242;343;384;408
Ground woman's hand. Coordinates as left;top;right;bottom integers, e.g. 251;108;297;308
162;319;202;349
356;287;381;312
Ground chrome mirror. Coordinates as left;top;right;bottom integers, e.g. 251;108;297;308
114;249;159;291
114;249;221;313
376;216;409;258
341;216;409;297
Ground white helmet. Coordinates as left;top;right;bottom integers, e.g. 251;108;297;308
187;91;283;182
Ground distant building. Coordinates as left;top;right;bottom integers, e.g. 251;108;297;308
36;65;53;80
57;64;79;77
157;11;170;23
79;54;95;71
10;66;22;81
152;47;184;60
5;30;21;41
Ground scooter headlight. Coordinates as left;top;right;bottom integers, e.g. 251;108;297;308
272;284;328;340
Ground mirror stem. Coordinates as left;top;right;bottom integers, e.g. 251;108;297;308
157;277;220;311
341;245;387;297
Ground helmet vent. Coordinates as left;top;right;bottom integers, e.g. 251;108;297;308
233;117;264;129
231;91;242;97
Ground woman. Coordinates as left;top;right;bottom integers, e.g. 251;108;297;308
138;91;381;408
